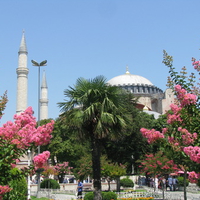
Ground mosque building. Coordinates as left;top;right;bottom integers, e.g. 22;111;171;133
107;67;174;119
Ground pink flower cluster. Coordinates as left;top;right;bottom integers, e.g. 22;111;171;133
139;151;179;175
0;185;12;195
178;127;197;145
183;146;200;164
192;58;200;72
167;104;182;124
174;85;197;107
140;128;164;144
0;107;54;149
33;151;50;168
188;171;200;183
167;136;180;148
55;162;73;174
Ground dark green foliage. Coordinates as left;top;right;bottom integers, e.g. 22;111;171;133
3;168;27;200
102;191;117;200
177;176;189;187
103;109;156;174
197;179;200;188
120;178;134;188
84;192;117;200
84;192;94;200
40;178;60;189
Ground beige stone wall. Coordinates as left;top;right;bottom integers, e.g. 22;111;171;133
162;88;175;113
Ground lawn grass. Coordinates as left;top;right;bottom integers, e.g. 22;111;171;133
31;196;50;200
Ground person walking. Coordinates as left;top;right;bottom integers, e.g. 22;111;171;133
154;176;159;191
77;179;83;199
167;176;173;191
161;176;167;191
172;176;178;191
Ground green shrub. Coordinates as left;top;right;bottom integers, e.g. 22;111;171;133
3;168;27;200
84;192;94;200
177;176;189;187
84;191;117;200
40;178;60;189
120;178;134;188
102;191;117;200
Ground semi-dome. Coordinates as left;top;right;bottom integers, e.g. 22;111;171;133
107;69;153;86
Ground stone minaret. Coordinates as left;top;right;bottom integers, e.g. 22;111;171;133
16;32;29;114
40;71;48;120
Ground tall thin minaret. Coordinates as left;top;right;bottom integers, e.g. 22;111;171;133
40;71;48;120
16;32;29;114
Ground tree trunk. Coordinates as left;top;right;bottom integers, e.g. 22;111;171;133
107;180;111;191
116;177;120;192
161;181;165;200
92;137;102;200
183;171;187;200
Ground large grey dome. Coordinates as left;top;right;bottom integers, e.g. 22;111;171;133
107;69;153;86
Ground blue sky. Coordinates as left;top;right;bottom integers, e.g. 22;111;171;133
1;0;200;125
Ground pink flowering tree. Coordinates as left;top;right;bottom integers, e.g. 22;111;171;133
138;151;179;199
0;105;54;199
54;162;73;183
140;51;200;200
138;151;179;176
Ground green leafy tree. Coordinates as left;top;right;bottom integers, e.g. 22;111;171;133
58;76;131;200
0;92;8;118
73;153;93;181
101;161;126;192
104;107;160;174
44;117;88;168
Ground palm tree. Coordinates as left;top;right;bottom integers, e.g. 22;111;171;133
58;76;130;200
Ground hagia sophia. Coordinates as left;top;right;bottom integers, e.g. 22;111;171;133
16;31;175;171
107;68;174;119
17;33;174;128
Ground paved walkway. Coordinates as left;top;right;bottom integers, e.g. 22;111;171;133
45;190;200;200
37;186;200;200
141;185;200;200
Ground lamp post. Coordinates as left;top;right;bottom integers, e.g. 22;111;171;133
31;60;47;148
27;149;31;200
31;59;47;196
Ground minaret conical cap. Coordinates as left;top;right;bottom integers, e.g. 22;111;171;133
18;31;28;54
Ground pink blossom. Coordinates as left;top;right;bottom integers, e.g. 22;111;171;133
174;85;197;107
184;146;200;164
140;128;164;144
192;58;200;71
162;128;168;134
0;185;12;195
188;171;200;183
0;107;54;149
33;151;50;168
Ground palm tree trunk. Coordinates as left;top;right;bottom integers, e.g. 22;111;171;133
91;136;102;200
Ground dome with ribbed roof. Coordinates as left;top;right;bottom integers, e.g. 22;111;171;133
107;68;153;86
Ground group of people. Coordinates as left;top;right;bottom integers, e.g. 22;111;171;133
146;175;178;191
166;175;178;191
